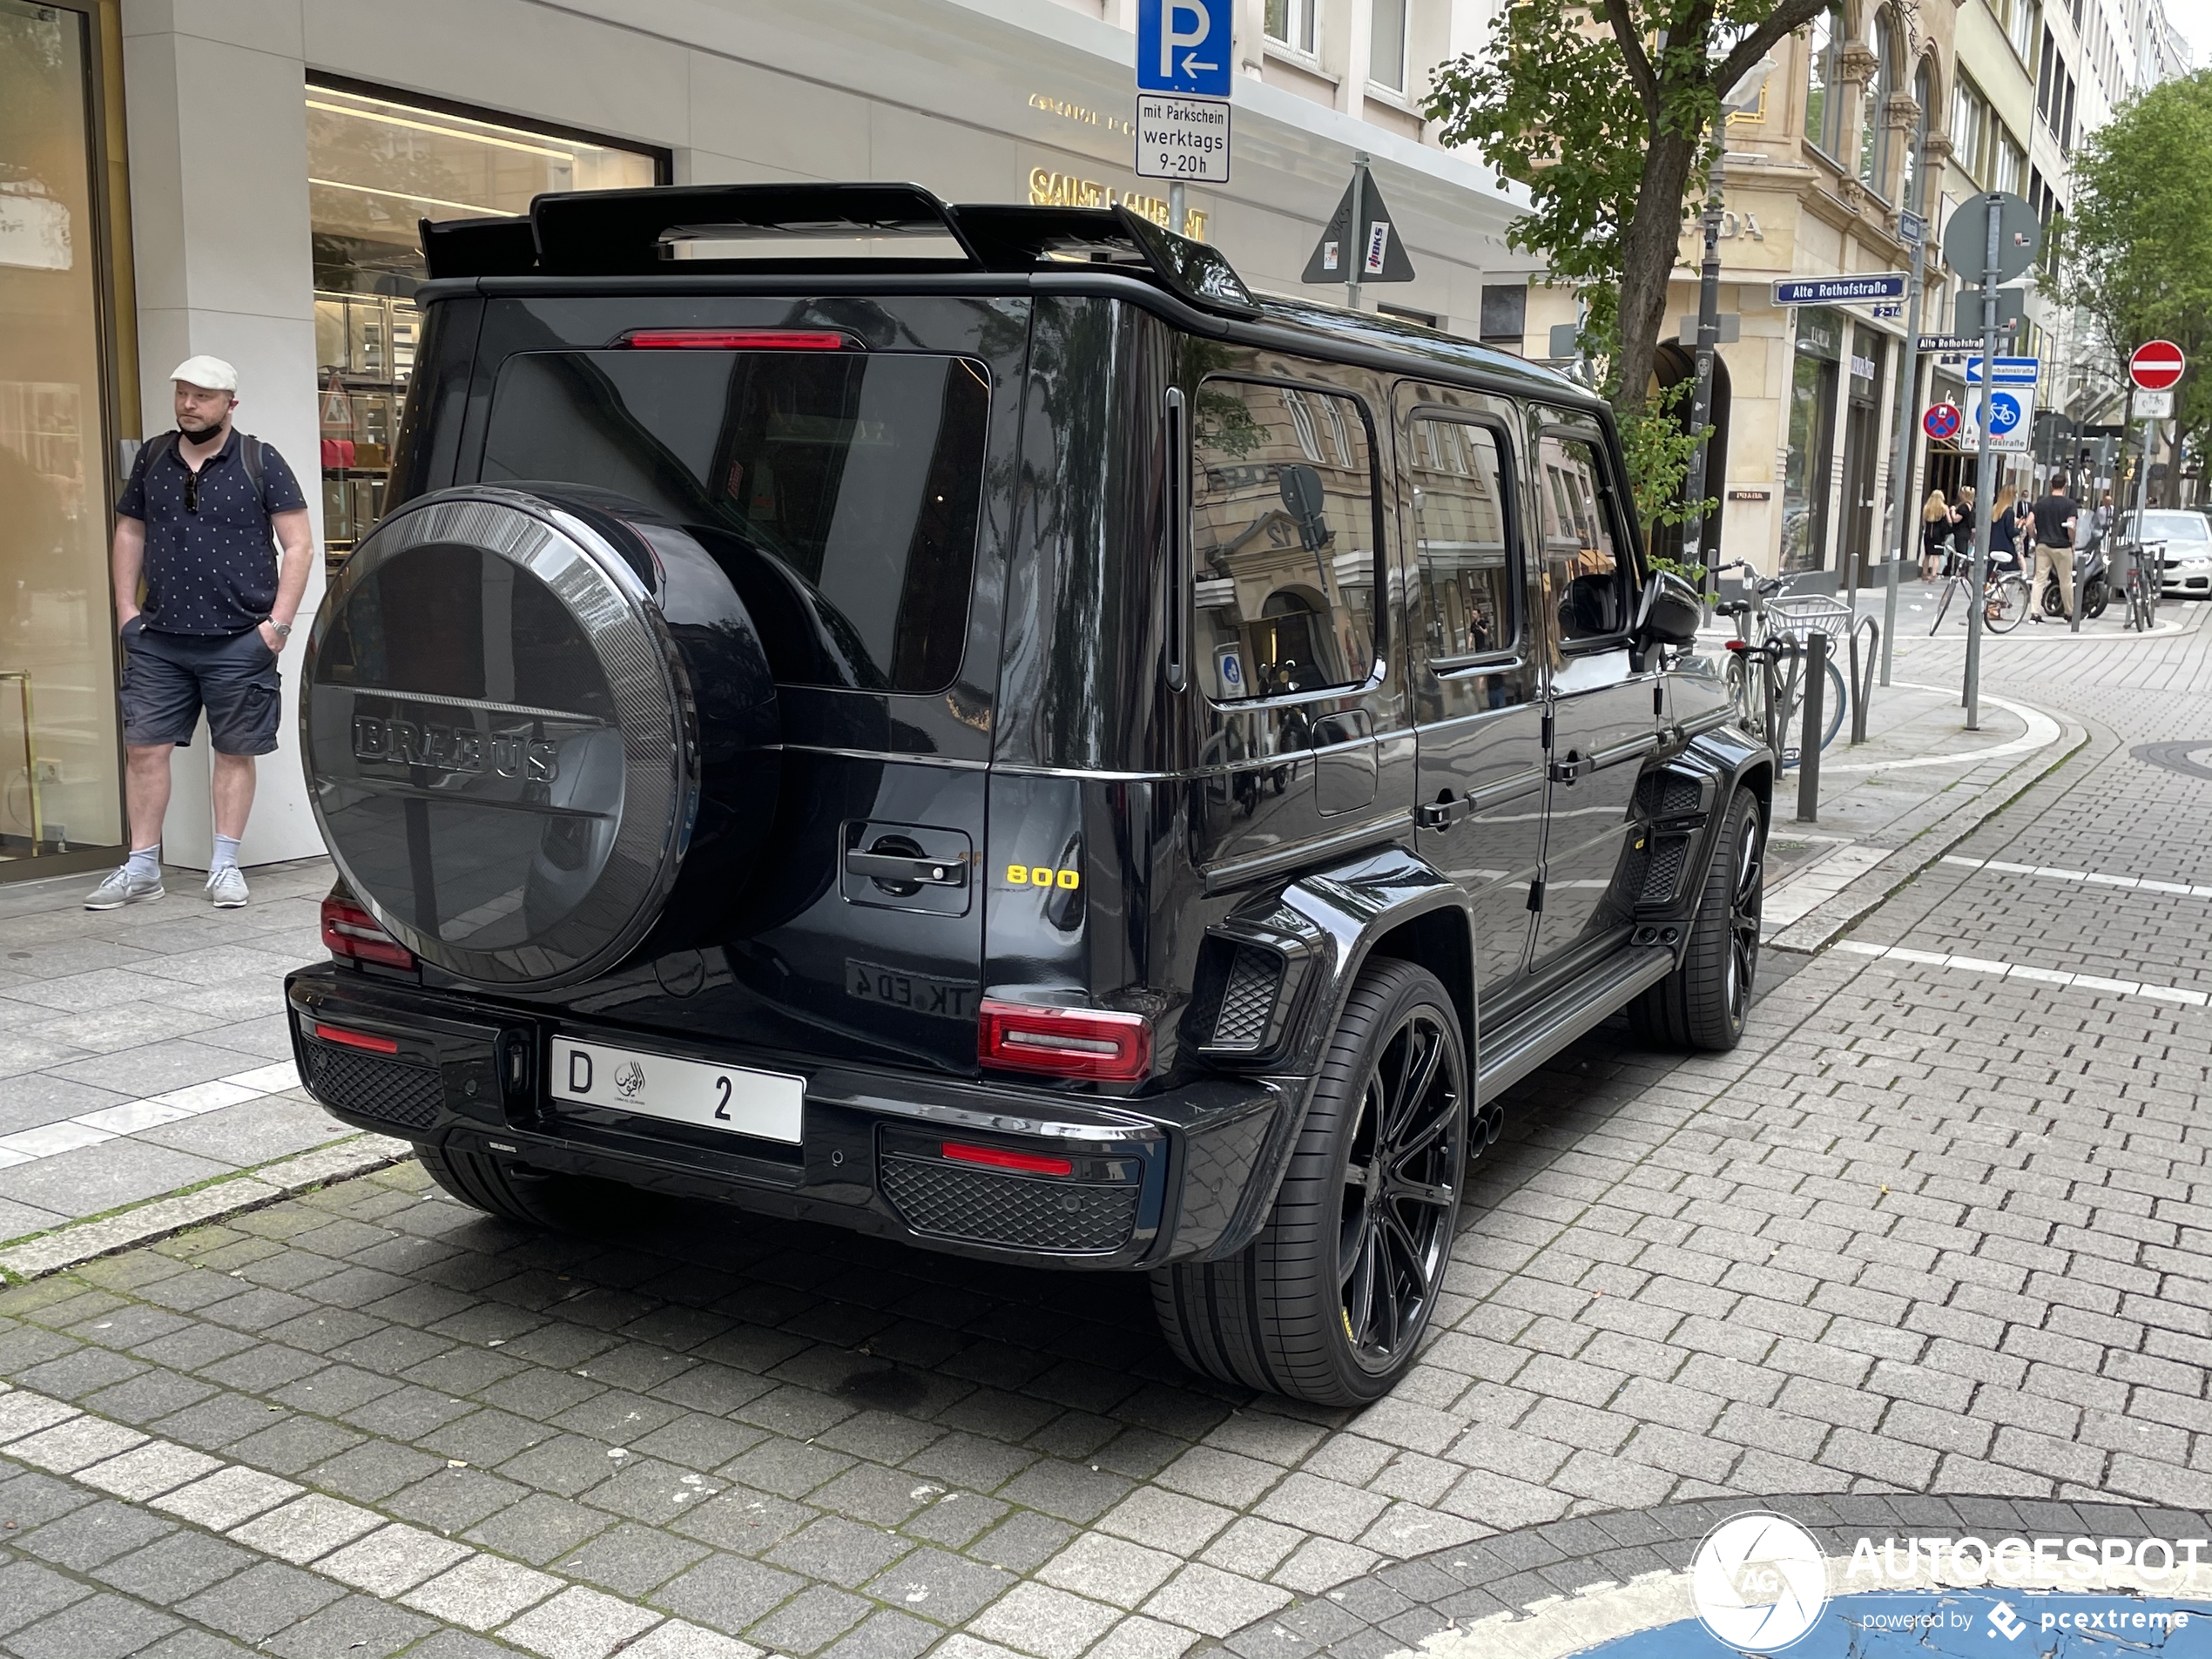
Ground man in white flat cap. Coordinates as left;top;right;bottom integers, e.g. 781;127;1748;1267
87;356;314;909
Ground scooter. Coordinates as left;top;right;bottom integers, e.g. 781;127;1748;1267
2040;536;2110;619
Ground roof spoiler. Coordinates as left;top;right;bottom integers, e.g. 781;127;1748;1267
418;185;1258;319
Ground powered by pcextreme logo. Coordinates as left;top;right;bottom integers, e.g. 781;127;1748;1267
1691;1513;1830;1649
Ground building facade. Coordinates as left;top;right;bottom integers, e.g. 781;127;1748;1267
0;0;1541;884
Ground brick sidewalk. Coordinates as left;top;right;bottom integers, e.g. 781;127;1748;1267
0;859;362;1249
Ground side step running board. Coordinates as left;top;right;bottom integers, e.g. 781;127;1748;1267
1474;947;1676;1099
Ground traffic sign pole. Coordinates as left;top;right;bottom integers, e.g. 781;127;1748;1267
1963;197;1999;732
1345;154;1366;311
1880;157;1929;691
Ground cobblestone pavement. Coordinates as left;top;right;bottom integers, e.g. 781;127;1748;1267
0;860;356;1244
1;604;2209;1658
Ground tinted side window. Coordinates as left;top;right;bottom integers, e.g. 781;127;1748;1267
1409;417;1516;663
481;349;989;693
1191;378;1379;701
1536;434;1629;643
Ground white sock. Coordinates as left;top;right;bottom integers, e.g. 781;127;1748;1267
210;835;241;873
125;844;160;880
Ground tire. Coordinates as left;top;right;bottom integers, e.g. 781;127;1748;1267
302;486;779;988
1151;960;1471;1406
2084;578;2109;619
1628;788;1763;1052
416;1143;572;1228
1985;576;2030;633
1816;657;1847;751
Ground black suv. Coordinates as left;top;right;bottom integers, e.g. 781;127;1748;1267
288;183;1769;1407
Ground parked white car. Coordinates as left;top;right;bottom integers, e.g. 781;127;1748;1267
2124;511;2212;597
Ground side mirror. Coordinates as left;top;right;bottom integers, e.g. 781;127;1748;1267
1637;570;1706;647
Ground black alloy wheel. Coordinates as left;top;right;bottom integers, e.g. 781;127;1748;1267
1151;959;1471;1406
1723;798;1764;1030
1337;1003;1466;1373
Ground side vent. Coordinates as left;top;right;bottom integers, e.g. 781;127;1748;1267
1210;946;1284;1051
1635;770;1706;819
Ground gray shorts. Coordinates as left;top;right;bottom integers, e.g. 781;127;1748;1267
119;619;281;756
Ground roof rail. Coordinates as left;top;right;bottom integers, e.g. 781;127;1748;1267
416;184;1259;319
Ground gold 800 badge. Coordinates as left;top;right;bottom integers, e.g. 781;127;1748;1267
1006;865;1082;890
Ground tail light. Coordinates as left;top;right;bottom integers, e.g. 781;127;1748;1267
618;328;860;350
321;894;415;970
313;1022;400;1055
977;1000;1151;1082
941;1141;1074;1177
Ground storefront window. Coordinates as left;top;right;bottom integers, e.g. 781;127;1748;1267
306;83;660;570
0;0;123;868
1782;308;1840;573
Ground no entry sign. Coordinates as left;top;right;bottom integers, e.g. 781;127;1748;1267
2130;340;2186;391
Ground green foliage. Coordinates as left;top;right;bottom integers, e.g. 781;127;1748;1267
1620;380;1716;536
1423;0;1832;521
2052;68;2212;462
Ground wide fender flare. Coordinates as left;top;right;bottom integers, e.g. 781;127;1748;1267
1671;725;1774;941
1180;844;1474;1263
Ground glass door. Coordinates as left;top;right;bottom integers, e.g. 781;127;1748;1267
0;0;123;870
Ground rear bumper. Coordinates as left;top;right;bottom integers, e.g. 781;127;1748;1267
286;965;1298;1271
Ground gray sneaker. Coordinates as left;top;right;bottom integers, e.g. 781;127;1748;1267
206;867;249;908
85;865;164;909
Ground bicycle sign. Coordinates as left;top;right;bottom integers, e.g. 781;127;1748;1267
1923;402;1961;441
1966;388;2033;453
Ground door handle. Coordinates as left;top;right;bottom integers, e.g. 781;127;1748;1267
844;851;968;887
1548;751;1594;784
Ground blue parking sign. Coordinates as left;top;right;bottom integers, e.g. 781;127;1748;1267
1137;0;1233;97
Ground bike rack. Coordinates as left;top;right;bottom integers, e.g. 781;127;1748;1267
1846;616;1878;745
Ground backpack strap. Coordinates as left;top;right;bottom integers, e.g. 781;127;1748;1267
240;434;266;512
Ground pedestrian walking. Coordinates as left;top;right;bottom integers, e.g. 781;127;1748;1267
86;357;313;910
1949;484;1978;575
1989;484;2025;573
2028;470;2080;623
1920;489;1952;581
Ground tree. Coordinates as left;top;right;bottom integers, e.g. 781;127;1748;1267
1423;0;1833;418
2053;68;2212;477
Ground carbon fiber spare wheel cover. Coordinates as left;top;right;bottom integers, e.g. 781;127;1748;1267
302;486;771;987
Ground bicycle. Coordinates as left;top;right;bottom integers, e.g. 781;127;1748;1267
1928;555;2030;636
2114;537;2165;632
1710;561;1847;768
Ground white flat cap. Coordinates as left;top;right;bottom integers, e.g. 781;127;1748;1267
170;355;239;392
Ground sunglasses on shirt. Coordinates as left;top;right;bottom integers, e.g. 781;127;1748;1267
184;470;200;513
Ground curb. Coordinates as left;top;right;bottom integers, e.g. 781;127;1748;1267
1768;711;2093;955
0;1134;414;1284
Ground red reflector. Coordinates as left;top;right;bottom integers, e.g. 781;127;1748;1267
1723;640;1748;652
976;999;1151;1082
941;1141;1075;1177
314;1022;399;1055
620;328;857;351
320;894;415;970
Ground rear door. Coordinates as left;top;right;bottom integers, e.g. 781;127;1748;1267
1527;418;1662;972
1396;386;1545;999
461;293;1028;1074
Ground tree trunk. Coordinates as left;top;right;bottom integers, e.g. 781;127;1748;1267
1611;127;1703;415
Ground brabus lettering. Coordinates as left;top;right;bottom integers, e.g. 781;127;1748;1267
351;716;558;783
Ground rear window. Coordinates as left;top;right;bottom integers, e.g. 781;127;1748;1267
481;349;990;693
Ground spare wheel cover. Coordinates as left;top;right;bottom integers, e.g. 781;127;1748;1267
304;487;694;988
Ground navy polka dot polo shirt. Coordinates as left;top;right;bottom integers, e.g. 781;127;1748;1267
117;428;307;637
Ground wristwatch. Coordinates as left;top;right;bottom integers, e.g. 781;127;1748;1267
266;619;293;643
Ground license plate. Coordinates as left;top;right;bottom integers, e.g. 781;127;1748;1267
550;1037;802;1143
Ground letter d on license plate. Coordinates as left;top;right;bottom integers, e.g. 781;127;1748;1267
551;1037;803;1143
